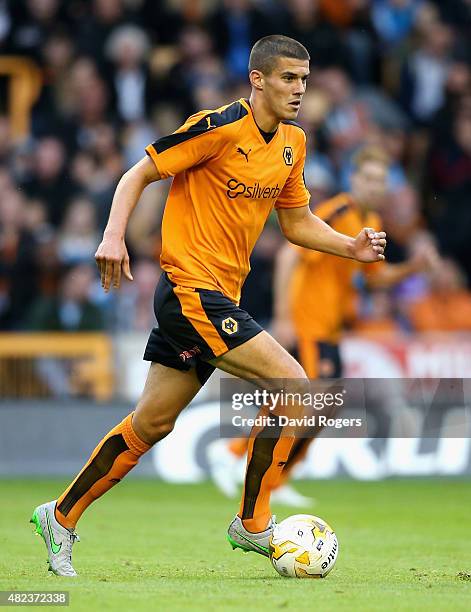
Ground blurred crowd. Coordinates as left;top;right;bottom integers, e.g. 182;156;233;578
1;0;471;335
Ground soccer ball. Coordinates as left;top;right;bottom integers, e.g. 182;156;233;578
269;514;339;579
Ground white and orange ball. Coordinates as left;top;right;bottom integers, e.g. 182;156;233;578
269;514;339;579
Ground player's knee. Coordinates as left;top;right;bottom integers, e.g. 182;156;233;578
284;375;310;397
135;415;175;445
282;361;310;390
295;363;309;381
274;361;311;405
147;419;175;444
133;403;175;445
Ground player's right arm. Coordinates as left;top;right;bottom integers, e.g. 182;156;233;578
95;156;161;292
96;105;232;291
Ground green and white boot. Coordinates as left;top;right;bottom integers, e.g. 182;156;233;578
30;501;80;577
227;515;275;558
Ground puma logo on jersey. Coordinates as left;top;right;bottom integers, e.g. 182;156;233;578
236;146;251;162
206;116;216;130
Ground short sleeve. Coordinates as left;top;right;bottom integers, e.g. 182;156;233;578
275;135;310;210
145;111;226;179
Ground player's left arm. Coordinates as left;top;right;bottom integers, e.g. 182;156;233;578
275;134;385;263
277;204;386;263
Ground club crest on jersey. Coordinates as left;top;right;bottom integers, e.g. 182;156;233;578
283;146;293;166
222;317;238;335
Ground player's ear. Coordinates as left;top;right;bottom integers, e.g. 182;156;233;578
249;70;264;91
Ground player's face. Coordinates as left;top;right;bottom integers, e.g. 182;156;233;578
263;57;310;121
351;160;388;208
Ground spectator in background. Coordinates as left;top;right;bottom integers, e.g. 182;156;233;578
161;25;227;116
0;0;11;52
316;67;371;160
0;166;15;197
0;188;38;329
7;0;64;59
32;28;76;140
208;0;275;81
22;136;78;227
23;198;54;245
26;263;104;332
316;66;408;163
400;19;453;125
88;122;123;185
75;0;128;71
284;0;348;70
425;105;471;282
430;0;471;29
353;288;403;335
57;197;100;266
140;0;186;46
22;198;60;298
430;59;471;145
372;0;424;48
113;258;161;331
321;0;381;84
406;258;471;331
295;87;331;145
73;72;115;152
303;154;336;205
0;116;13;164
379;184;421;263
105;24;151;124
26;263;105;397
69;150;113;230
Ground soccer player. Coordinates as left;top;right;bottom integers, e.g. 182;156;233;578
30;35;386;576
213;146;435;505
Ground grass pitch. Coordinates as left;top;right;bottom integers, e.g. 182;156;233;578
0;478;470;611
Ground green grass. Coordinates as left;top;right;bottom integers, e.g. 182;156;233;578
0;479;470;611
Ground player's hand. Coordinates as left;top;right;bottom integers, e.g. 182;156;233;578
95;234;133;292
353;228;386;263
272;317;297;350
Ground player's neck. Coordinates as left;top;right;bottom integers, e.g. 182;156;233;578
248;94;280;133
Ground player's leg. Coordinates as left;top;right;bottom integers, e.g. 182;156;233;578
55;363;203;529
210;330;309;551
31;362;203;576
273;340;343;501
209;339;320;501
273;337;321;494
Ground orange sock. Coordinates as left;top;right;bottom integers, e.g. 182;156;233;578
239;420;296;532
229;437;249;458
55;412;150;529
276;438;312;488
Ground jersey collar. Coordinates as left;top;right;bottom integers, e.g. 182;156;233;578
240;98;280;147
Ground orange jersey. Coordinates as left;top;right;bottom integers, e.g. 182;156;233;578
290;193;383;342
146;98;310;303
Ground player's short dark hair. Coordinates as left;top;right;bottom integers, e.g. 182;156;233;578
249;35;310;74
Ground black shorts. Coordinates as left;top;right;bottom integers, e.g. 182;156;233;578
144;273;263;385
